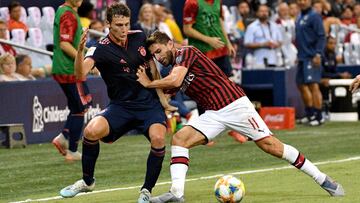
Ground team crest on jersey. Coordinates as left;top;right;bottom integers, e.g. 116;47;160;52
138;46;146;56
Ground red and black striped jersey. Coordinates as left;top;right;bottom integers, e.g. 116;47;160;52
173;46;246;110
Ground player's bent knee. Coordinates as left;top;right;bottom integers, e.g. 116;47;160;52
171;132;187;147
150;133;165;146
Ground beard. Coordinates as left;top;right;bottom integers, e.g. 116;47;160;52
258;16;268;22
161;50;174;67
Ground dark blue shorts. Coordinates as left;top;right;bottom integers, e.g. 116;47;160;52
296;60;322;85
59;81;92;114
99;102;166;143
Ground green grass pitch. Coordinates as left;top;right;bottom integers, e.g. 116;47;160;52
1;122;360;203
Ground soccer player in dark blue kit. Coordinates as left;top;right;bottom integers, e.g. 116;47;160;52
59;3;175;203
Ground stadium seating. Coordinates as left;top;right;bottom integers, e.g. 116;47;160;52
27;6;41;28
0;7;9;21
27;27;52;67
40;6;55;46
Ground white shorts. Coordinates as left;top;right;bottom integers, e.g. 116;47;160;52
186;96;272;141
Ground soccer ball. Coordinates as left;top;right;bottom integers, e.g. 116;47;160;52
214;175;245;203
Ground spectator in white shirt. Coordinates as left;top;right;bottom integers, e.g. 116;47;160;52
244;4;283;68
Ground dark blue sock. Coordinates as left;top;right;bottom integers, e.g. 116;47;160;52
142;146;165;192
82;137;99;186
68;115;84;152
305;107;314;118
315;108;323;121
62;116;71;139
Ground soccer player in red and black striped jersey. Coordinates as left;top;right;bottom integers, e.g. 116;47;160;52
136;31;344;202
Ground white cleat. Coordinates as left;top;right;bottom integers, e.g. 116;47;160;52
150;192;185;203
321;176;345;197
60;179;95;198
138;188;151;203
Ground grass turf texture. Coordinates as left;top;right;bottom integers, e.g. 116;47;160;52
1;122;359;203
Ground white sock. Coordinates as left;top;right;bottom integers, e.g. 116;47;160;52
170;146;189;198
282;144;326;185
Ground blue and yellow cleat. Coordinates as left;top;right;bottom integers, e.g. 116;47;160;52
60;179;95;198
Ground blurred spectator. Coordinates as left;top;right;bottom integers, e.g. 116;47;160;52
320;36;351;118
289;1;300;21
7;1;28;33
163;8;184;44
276;2;297;66
133;3;158;37
0;53;22;81
329;0;344;18
344;15;360;45
321;36;351;87
340;6;355;25
236;0;256;29
15;54;36;80
353;3;360;18
0;20;17;56
183;0;235;77
78;0;94;28
312;0;332;17
295;0;326;126
86;20;104;47
244;4;282;67
153;4;173;39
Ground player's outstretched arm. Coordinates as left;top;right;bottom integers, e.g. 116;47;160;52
148;60;178;113
349;74;360;93
75;29;95;80
137;65;188;89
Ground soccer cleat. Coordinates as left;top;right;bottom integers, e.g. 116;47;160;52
321;176;345;197
138;188;151;203
60;179;95;198
65;150;82;162
52;133;69;156
228;131;248;143
149;192;185;203
308;117;325;126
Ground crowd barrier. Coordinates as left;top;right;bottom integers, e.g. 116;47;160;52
0;76;108;144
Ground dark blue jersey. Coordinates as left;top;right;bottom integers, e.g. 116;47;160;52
85;30;159;109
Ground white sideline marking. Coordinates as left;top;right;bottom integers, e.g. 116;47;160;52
11;156;360;203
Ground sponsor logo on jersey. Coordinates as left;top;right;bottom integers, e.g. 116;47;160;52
180;72;195;92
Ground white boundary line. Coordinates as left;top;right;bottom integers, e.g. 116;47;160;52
10;156;360;203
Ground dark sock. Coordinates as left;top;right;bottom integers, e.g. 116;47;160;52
62;116;71;139
68;115;84;152
315;108;323;121
82;137;99;186
142;146;166;192
305;107;315;119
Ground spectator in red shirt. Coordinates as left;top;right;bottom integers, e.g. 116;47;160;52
0;20;17;56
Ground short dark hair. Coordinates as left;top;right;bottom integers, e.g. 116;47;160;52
106;3;130;23
8;1;21;12
15;54;28;66
146;31;171;49
78;0;94;18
